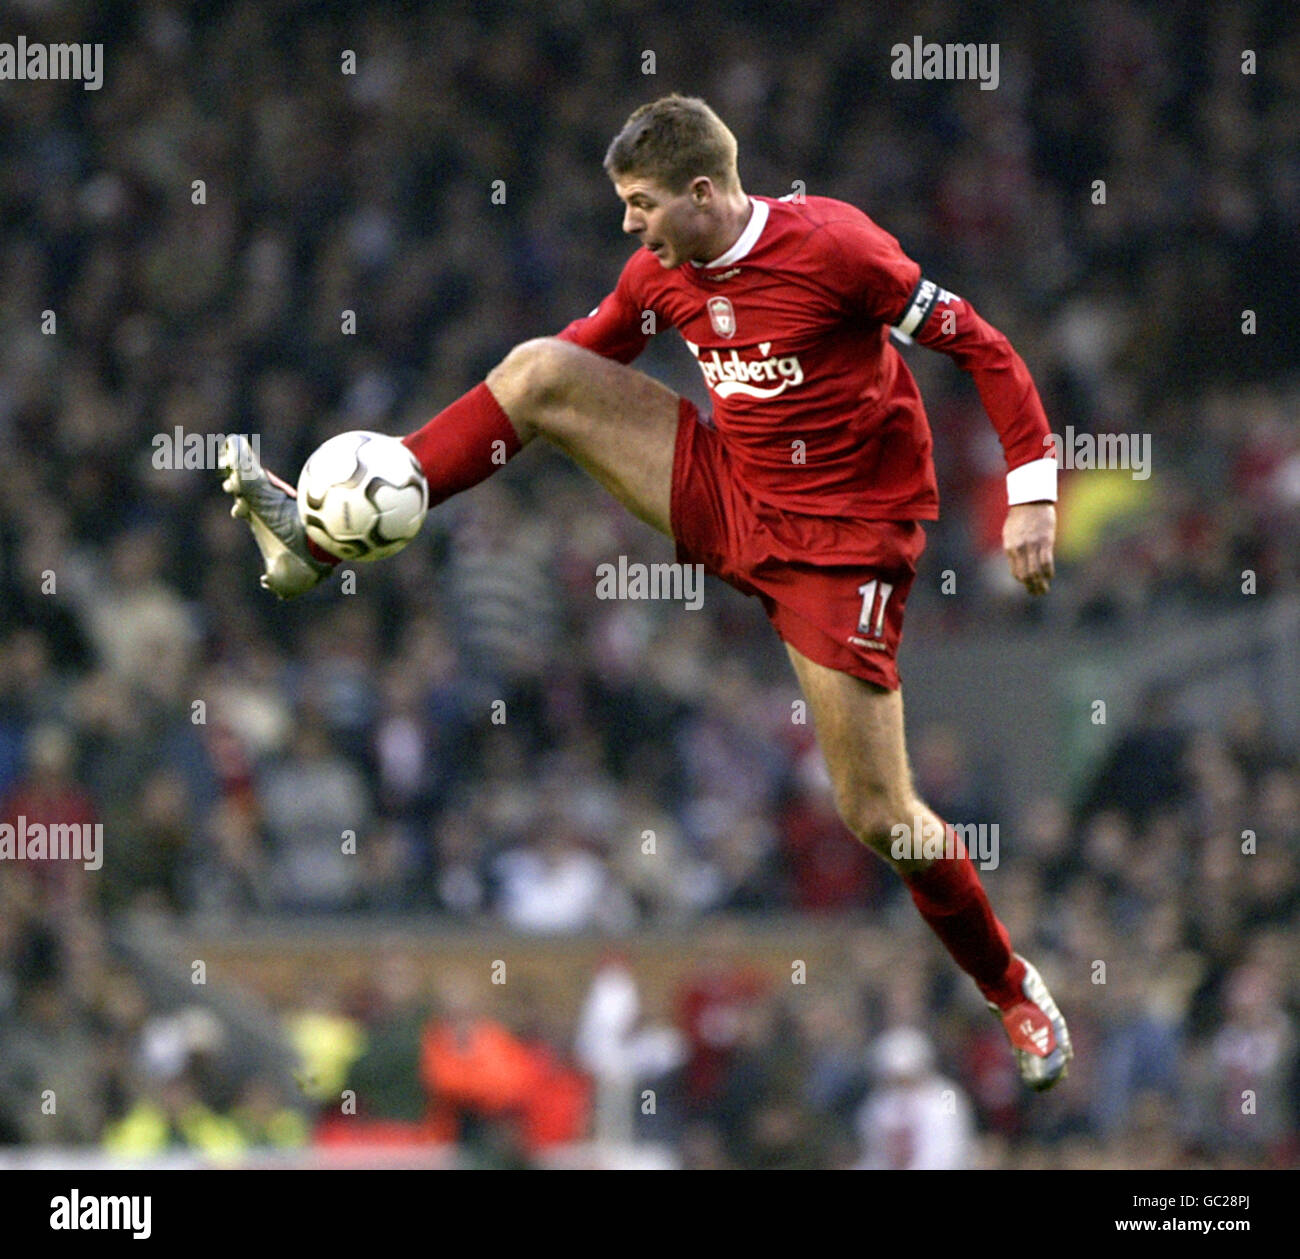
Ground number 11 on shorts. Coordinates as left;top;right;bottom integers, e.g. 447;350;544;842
857;579;894;638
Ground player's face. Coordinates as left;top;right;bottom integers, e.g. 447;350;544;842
613;175;713;268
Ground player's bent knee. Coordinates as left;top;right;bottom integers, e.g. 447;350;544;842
837;792;906;858
488;337;580;427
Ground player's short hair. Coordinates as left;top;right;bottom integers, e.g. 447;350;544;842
604;94;740;194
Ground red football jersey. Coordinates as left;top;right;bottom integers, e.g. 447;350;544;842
558;194;1054;520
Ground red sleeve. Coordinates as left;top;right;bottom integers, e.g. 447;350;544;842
905;285;1052;474
821;208;1052;477
555;254;653;364
818;208;923;326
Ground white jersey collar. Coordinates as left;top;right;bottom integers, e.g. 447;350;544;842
693;197;769;269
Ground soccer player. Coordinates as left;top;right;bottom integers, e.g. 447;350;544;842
221;95;1071;1090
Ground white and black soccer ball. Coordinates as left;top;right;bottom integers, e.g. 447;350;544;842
297;431;429;561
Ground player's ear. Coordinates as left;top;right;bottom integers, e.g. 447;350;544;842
689;177;712;207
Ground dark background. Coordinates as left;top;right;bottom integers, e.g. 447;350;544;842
0;0;1296;1169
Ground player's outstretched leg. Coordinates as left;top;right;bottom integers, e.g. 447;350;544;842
403;336;680;535
785;644;1073;1091
223;338;680;596
218;435;334;598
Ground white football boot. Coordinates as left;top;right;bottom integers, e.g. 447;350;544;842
218;435;334;598
987;954;1074;1092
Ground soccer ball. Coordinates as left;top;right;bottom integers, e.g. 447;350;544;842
297;431;429;561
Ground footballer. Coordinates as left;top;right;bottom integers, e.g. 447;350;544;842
221;95;1072;1090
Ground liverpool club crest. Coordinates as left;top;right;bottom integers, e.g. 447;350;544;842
707;295;736;338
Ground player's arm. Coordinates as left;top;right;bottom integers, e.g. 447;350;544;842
556;255;656;363
898;280;1056;595
828;213;1056;595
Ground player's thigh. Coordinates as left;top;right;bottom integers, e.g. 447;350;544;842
488;338;679;538
785;642;919;840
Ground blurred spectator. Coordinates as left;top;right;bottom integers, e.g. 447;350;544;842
0;0;1296;1170
0;975;106;1144
855;1027;974;1170
714;1000;831;1169
344;953;430;1125
258;723;372;910
779;749;883;913
574;958;687;1144
232;1075;309;1150
1190;962;1297;1165
102;1073;245;1160
284;981;365;1105
675;929;769;1117
1080;686;1191;825
0;723;97;915
419;971;588;1164
493;820;633;933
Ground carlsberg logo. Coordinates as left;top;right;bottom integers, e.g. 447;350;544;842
685;341;805;401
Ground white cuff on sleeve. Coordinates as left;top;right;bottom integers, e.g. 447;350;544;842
1006;456;1057;505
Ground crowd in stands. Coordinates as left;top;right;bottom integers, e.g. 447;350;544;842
1;0;1297;1166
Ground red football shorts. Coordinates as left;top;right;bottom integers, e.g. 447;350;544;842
670;399;927;690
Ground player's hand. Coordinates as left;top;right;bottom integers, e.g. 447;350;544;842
1004;502;1055;596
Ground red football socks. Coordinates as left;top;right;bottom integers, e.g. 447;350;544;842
902;824;1026;1008
306;536;340;563
402;382;524;507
